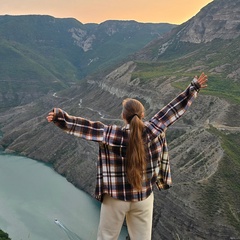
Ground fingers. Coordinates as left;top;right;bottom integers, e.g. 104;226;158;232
197;72;208;88
46;112;55;122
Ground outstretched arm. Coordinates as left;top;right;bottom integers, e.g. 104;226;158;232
47;108;105;142
148;73;208;136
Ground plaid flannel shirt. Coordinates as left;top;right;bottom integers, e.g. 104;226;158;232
53;81;200;202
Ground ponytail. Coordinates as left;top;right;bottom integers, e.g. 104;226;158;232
122;99;146;190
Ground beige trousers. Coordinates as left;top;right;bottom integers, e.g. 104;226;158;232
97;192;154;240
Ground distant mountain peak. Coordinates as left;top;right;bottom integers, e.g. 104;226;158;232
134;0;240;61
179;0;240;43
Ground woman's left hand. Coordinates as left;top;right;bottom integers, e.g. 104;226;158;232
196;72;208;89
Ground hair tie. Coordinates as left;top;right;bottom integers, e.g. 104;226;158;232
129;114;140;121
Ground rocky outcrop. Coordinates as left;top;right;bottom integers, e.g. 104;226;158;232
134;0;240;63
69;28;96;52
180;0;240;43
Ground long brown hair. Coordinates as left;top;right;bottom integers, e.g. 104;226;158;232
122;98;146;190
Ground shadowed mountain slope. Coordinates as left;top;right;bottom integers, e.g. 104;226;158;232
0;15;174;110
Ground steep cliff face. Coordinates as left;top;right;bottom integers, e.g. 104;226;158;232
180;0;240;43
134;0;240;62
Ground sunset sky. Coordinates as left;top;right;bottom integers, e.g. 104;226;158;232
1;0;213;24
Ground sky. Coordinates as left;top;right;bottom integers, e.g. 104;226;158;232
0;0;213;25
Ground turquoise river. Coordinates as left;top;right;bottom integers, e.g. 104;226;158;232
0;152;128;240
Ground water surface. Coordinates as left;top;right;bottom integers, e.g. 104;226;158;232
0;152;127;239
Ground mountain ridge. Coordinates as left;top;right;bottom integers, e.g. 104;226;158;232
0;15;175;111
133;0;240;62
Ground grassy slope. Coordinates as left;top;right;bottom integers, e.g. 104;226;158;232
132;64;240;104
132;37;240;104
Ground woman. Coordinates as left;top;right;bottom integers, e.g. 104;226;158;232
47;73;208;240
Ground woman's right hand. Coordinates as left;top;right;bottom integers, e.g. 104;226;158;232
46;111;55;122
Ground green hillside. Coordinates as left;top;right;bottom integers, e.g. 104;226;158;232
132;36;240;104
0;15;175;111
